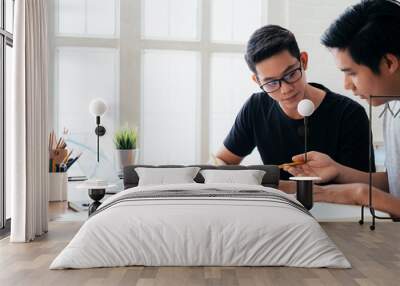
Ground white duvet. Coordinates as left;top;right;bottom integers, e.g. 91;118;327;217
50;183;351;269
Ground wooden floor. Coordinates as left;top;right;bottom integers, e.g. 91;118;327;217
1;207;400;286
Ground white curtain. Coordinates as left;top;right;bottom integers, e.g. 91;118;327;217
10;0;49;242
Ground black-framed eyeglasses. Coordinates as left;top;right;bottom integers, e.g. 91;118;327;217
259;64;303;93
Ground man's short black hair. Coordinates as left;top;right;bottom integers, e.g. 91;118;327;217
321;0;400;74
245;25;301;74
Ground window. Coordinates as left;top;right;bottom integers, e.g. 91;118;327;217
51;1;120;177
209;53;256;154
139;0;264;164
52;0;266;172
211;0;262;43
209;53;261;164
142;49;200;164
142;0;199;41
1;0;14;232
57;0;118;37
56;47;119;174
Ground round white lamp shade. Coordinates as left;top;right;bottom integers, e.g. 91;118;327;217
89;98;107;117
297;99;315;117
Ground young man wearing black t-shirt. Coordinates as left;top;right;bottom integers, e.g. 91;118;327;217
215;25;375;180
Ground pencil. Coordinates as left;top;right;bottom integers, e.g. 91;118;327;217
53;132;57;149
55;138;60;149
49;132;53;151
62;149;73;164
66;152;82;170
278;161;304;169
48;133;52;152
51;131;56;150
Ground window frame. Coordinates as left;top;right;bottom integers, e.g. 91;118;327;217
0;0;14;234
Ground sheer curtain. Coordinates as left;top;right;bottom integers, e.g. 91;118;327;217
10;0;49;242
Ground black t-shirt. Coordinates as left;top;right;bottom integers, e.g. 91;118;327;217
224;83;375;180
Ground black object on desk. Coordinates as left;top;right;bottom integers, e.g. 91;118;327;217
290;177;321;210
88;188;106;215
76;182;116;216
296;180;313;210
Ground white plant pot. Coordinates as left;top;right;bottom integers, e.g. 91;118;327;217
117;149;139;169
49;172;68;202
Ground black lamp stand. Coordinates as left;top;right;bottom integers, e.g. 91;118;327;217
94;115;106;162
291;115;314;210
304;116;308;163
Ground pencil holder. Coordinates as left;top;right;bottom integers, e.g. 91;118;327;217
49;172;68;202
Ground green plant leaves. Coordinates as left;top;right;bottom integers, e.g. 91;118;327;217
114;127;137;150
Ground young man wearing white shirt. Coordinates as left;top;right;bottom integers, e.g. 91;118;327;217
286;0;400;218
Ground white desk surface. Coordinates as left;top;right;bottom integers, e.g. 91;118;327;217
67;182;389;222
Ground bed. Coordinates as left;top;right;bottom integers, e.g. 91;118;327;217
50;165;350;269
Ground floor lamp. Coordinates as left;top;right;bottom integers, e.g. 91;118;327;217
359;96;400;230
290;99;319;210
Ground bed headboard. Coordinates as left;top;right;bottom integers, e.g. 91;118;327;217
123;165;280;189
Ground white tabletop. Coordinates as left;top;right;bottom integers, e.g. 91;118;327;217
289;176;322;181
76;183;116;190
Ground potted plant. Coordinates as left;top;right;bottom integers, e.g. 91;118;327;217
114;126;138;170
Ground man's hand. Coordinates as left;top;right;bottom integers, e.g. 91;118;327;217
284;151;342;183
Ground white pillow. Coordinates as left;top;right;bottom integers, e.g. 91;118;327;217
136;167;201;186
200;169;266;185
